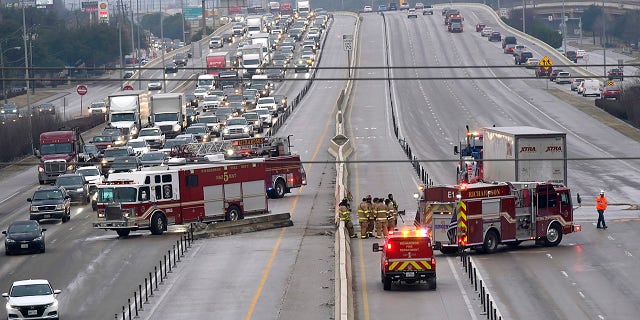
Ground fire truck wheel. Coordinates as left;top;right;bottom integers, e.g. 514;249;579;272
274;179;286;198
150;213;166;235
543;224;563;247
383;277;392;291
482;230;499;254
225;205;244;221
427;277;436;290
116;229;131;237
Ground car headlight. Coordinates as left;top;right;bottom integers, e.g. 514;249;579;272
67;164;75;171
243;127;250;133
109;169;115;173
107;144;112;148
76;187;84;192
101;160;108;165
30;206;38;212
38;166;44;173
131;127;138;135
55;204;65;210
223;128;229;134
34;236;43;242
98;212;104;218
5;238;16;243
173;125;181;132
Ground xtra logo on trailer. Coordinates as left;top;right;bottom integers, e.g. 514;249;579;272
519;146;536;153
545;146;562;152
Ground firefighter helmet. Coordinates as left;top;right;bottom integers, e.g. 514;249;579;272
600;190;605;195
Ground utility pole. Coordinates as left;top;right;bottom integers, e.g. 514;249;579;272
161;0;166;93
562;0;566;55
602;0;606;78
522;0;526;33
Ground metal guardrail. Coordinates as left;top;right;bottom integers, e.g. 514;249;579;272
460;251;504;320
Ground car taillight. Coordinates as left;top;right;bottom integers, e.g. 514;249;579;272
386;242;392;250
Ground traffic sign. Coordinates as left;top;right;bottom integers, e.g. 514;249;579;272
343;34;353;51
607;80;614;87
539;56;553;70
76;85;88;96
123;85;134;90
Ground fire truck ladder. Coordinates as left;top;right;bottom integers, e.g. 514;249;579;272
185;141;230;156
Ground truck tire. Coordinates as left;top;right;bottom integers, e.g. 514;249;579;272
482;230;499;254
427;277;436;290
225;205;244;221
150;213;166;235
116;229;131;237
543;223;563;247
274;179;287;199
383;277;392;291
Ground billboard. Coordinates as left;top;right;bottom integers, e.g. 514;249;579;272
82;1;99;12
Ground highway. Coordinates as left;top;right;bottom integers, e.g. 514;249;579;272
348;5;640;320
0;16;336;320
1;5;640;320
132;14;353;320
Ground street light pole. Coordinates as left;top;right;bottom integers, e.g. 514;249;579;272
602;0;606;78
161;0;166;93
1;44;22;104
562;0;566;54
522;0;526;33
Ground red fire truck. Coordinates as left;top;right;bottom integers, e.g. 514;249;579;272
414;181;581;254
176;137;307;198
93;161;270;237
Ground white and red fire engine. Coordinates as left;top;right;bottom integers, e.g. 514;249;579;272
93;161;270;237
414;181;581;254
173;137;307;199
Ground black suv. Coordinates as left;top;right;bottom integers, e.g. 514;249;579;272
173;53;188;67
27;186;71;222
55;173;90;204
515;51;533;65
565;50;578;63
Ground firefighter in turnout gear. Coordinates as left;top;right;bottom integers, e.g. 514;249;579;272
388;193;398;211
385;198;398;232
339;198;356;238
366;195;376;237
375;198;389;238
357;196;371;239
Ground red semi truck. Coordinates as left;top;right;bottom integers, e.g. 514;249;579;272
206;51;232;76
35;130;84;184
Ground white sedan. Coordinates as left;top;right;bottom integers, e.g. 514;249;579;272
363;5;372;12
481;27;493;37
148;81;162;91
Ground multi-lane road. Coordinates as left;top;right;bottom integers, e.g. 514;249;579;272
1;5;640;320
350;5;640;320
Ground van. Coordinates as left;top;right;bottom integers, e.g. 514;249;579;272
373;229;436;291
502;36;517;48
580;79;602;97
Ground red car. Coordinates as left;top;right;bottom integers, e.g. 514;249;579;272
504;43;516;54
475;23;486;32
602;86;621;100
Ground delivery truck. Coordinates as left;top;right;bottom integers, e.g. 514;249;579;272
108;91;144;139
149;93;185;139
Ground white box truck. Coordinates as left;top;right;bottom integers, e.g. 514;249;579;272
241;44;265;78
482;126;568;185
246;15;264;37
150;93;185;139
108;91;144;139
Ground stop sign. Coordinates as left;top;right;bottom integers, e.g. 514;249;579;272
76;85;88;96
123;85;134;90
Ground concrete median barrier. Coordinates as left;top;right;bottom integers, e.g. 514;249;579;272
191;212;293;239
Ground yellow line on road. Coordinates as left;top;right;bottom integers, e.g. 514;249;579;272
245;80;339;319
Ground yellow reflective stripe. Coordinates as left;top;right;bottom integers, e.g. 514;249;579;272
391;260;432;271
376;218;387;221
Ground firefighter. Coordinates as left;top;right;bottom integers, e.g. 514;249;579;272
388;193;398;211
596;190;608;229
357;196;371;239
338;198;356;238
385;198;397;232
366;195;375;237
375;198;389;238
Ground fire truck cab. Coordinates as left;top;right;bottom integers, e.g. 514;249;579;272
373;229;436;291
415;182;581;254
